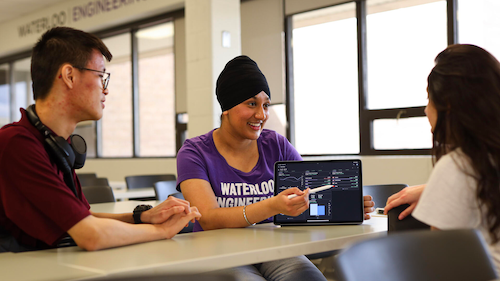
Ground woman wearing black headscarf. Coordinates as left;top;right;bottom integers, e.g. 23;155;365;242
176;56;374;280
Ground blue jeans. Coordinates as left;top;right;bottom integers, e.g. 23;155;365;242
215;255;327;281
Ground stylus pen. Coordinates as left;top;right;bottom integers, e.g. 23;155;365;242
287;185;333;199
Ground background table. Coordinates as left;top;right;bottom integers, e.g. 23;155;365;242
112;188;156;201
89;200;158;213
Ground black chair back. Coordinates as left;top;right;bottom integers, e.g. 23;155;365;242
363;184;408;209
153;180;192;233
125;174;176;201
153;180;179;201
169;192;185;200
334;229;498;281
125;174;176;190
82;185;116;204
388;204;430;233
76;173;97;180
79;177;109;187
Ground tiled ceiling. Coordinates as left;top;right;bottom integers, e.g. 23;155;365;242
0;0;68;25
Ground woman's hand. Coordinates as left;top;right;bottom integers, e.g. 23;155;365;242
384;184;425;220
272;187;310;216
363;195;375;220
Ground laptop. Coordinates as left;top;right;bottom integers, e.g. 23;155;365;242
273;159;364;226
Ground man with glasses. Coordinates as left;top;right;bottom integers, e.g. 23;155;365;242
74;66;111;91
0;27;200;252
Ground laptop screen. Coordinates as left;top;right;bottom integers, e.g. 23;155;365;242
273;159;364;225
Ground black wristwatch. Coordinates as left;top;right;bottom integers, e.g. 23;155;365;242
133;204;153;224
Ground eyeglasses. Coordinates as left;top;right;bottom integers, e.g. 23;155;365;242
74;67;111;90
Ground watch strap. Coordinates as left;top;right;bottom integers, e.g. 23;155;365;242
133;204;153;224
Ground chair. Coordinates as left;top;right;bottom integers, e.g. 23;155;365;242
153;180;181;201
388;204;429;233
362;184;408;209
125;174;177;190
153;180;193;234
82;185;116;204
76;173;97;179
79;177;109;187
307;184;410;272
334;229;497;281
169;192;185;199
125;174;176;201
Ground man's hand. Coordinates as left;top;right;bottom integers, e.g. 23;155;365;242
142;196;194;224
384;184;425;220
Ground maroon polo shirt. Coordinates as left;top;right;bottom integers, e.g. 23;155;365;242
0;109;90;248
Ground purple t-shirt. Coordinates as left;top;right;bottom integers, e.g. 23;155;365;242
176;129;302;231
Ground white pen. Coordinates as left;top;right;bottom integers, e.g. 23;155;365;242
287;185;333;199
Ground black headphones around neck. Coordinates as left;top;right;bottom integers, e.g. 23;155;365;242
25;104;87;197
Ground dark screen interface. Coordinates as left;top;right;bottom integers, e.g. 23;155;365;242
275;160;363;224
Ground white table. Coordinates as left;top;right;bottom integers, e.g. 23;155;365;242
112;188;155;200
89;200;158;213
0;252;98;281
1;201;388;280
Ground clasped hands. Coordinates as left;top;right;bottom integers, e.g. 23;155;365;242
141;196;201;226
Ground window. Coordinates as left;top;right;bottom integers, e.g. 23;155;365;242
265;104;287;139
0;13;181;159
12;58;33;122
458;0;500;59
366;0;444;152
137;22;176;157
100;33;133;157
366;0;446;110
373;117;432;149
94;19;178;158
291;3;360;155
288;0;448;155
0;64;9;127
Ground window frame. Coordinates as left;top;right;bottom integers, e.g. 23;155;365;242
94;10;183;159
0;10;184;159
285;0;458;156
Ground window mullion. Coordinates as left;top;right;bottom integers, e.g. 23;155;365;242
367;106;426;120
447;0;458;45
284;15;295;145
8;62;15;123
357;0;369;155
131;28;140;157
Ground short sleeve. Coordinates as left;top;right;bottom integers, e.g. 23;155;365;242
283;139;302;161
0;130;91;246
274;131;302;161
176;139;210;191
413;152;481;229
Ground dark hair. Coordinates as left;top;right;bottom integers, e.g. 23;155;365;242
31;27;112;100
428;44;500;242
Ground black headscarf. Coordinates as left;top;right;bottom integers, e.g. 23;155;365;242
216;55;270;111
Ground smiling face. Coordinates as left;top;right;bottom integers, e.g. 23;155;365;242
222;91;270;141
73;49;109;121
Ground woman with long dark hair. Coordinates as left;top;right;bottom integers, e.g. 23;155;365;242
388;44;500;272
